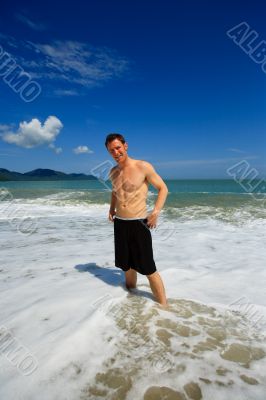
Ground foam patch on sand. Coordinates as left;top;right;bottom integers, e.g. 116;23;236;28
82;294;266;400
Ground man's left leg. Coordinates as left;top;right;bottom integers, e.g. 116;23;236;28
125;268;137;289
147;271;167;306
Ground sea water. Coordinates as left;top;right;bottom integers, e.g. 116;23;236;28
0;180;265;399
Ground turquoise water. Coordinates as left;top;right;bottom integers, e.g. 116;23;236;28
1;179;265;222
2;179;264;192
2;179;265;206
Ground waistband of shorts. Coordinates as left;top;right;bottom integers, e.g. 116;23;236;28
115;216;147;221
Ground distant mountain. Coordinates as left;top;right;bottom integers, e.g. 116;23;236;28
0;168;24;181
23;168;65;177
0;168;97;181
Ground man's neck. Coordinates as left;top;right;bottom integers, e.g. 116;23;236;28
117;155;132;169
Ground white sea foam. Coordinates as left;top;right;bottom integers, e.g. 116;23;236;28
0;200;265;399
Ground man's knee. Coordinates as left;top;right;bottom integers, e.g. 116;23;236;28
125;268;137;277
146;271;158;280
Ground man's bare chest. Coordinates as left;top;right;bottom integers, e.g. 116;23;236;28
112;168;146;193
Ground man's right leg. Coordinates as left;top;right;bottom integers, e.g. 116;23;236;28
125;268;137;289
147;271;168;306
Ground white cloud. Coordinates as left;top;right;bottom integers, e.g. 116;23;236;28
49;143;63;154
54;89;79;97
155;156;259;168
0;124;14;131
227;148;246;154
0;33;19;49
15;13;47;31
0;152;18;156
5;38;128;91
0;35;129;96
1;116;63;149
73;146;93;154
29;40;128;87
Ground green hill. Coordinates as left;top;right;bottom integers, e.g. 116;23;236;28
0;168;97;181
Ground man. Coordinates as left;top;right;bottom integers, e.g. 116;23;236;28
105;133;168;306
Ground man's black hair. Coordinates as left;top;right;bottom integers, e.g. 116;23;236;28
105;133;126;148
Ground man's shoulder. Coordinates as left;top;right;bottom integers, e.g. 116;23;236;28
109;165;119;180
136;160;154;171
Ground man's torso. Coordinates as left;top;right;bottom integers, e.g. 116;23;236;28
111;160;148;218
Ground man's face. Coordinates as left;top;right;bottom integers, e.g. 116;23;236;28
107;139;128;163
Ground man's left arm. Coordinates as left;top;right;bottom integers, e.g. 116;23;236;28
143;162;168;228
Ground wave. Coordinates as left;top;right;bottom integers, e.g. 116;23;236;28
1;188;266;225
169;191;266;195
162;204;266;225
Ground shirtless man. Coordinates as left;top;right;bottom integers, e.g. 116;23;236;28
105;133;168;306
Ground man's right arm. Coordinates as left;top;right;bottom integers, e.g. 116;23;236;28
108;167;117;222
109;191;117;222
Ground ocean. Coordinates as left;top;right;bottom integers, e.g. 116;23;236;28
0;179;265;399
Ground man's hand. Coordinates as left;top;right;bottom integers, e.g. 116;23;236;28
147;210;160;229
109;208;116;222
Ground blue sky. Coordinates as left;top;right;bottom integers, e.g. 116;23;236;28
0;0;265;178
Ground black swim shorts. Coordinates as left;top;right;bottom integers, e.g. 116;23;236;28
114;217;157;276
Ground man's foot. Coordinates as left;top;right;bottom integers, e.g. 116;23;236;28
157;301;169;309
126;284;137;290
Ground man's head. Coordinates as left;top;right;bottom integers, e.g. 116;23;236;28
105;133;128;164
